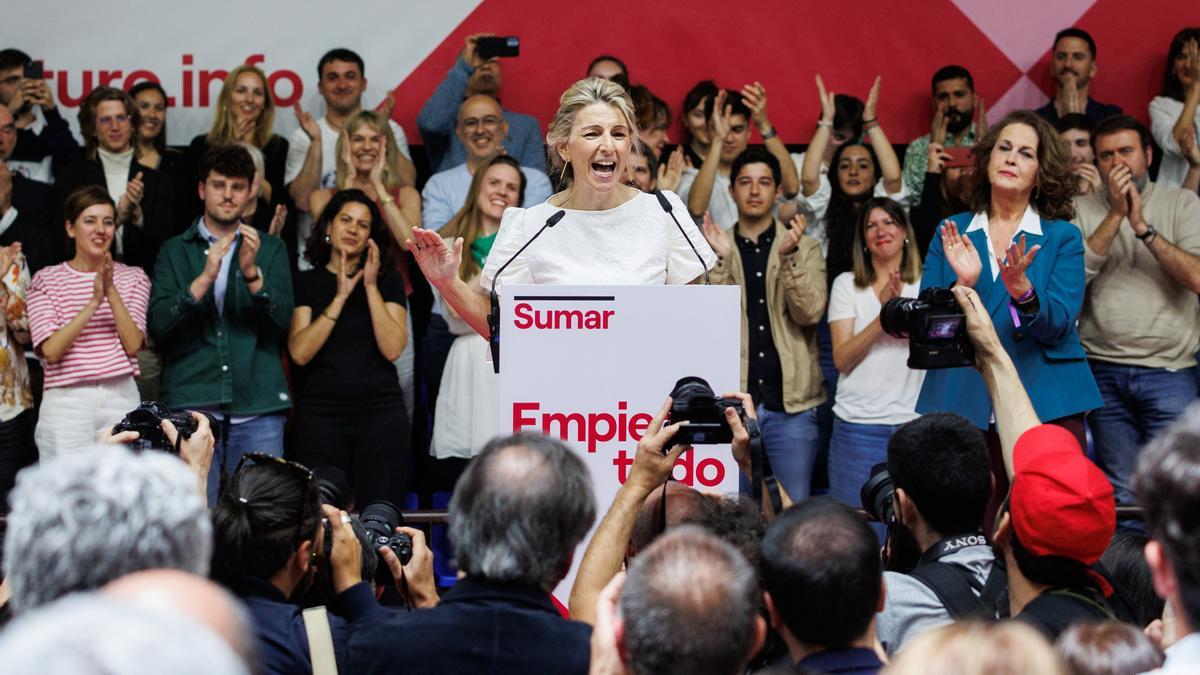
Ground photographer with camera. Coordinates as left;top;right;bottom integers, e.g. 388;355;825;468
871;411;998;654
211;453;435;675
916;110;1101;522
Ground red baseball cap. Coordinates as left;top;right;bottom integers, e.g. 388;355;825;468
1010;425;1115;566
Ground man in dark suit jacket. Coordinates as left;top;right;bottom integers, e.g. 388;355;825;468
347;432;597;675
0;104;52;273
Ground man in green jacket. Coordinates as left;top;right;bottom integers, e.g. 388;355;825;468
149;145;293;502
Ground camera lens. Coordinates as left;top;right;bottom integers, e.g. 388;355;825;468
859;463;896;524
880;297;918;339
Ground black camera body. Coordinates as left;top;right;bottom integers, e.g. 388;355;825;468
112;402;215;453
666;376;744;446
880;287;975;370
860;462;896;525
359;501;413;585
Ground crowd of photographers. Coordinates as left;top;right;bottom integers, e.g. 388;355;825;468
0;22;1199;675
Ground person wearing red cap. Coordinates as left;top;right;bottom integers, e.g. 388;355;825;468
953;283;1134;639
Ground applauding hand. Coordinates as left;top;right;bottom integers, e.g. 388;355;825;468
940;220;982;288
778;214;808;257
998;234;1041;300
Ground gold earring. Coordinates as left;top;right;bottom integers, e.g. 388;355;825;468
559;163;568;183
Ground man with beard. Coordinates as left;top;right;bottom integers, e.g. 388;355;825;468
1073;115;1200;508
420;95;552;232
902;66;983;208
1034;28;1122;125
149;145;294;503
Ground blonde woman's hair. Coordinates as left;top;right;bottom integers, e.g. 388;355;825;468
234;141;270;202
545;77;640;184
885;621;1067;675
442;155;526;281
334;110;407;190
207;65;275;149
851;197;923;288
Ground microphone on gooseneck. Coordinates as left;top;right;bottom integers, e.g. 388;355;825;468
654;190;710;285
487;209;567;373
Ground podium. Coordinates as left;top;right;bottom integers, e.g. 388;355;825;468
497;284;742;601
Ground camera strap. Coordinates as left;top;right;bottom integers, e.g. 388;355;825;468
746;417;783;516
908;533;1005;621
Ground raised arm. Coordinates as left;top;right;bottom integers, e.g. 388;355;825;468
863;77;902;195
742;81;798;199
287;104;323;213
802;75;835;198
361;241;408;361
410;228;491;337
686;90;729;219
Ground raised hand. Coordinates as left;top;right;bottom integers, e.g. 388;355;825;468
740;81;770;129
879;268;903;304
1073;162;1103;194
338;128;355;188
408;227;463;288
864;76;882;121
204;232;235;282
931;105;949;145
375;90;397;119
369;140;388;187
940;220;982;288
237;224;261;278
700;211;730;259
708;89;732;141
1060;73;1082;114
362;239;381;288
974;97;988;138
335;249;364;298
268;204;287;237
294;103;321;141
116;172;145;224
627;397;690;491
927;142;952;174
461;33;495;69
779;213;808;257
815;74;835;123
1179;125;1200;168
657;146;684;193
1105;165;1133;218
234;114;255;142
998;234;1041;300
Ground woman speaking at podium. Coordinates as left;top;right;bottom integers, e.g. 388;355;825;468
408;77;717;339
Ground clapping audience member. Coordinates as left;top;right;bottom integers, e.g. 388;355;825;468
1055;622;1164;675
1150;29;1200;191
918;110;1101;515
54;86;173;271
678;80;719;168
0;104;52;273
347;432;596;675
902;66;984;207
211;453;434;674
586;55;628;82
827;198;925;511
783;92;864;229
129;81;192;228
0;241;31;511
908;128;974;253
1035;28;1122;125
427;156;523;489
235;141;287;236
874;412;997;654
421;95;551;233
418;33;544;173
148;145;293;502
1133;401;1200;672
704;147;827;501
761;498;887;674
288;189;410;505
1057;113;1101;196
3;440;212;612
27;186;148;458
1072;115;1200;509
680;84;798;228
885;621;1067;675
598;527;765;675
0;48;80;183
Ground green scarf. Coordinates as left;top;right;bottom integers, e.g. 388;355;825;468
471;232;497;269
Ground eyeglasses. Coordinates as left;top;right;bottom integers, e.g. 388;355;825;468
461;115;502;130
98;114;131;127
232;452;319;547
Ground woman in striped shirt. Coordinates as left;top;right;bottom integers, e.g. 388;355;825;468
28;186;150;458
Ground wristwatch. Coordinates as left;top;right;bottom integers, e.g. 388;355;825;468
1135;225;1158;244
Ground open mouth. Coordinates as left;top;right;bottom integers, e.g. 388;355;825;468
591;159;616;178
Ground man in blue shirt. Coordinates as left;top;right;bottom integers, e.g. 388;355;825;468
1034;28;1123;126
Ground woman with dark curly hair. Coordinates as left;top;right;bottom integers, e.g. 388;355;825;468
918;110;1101;507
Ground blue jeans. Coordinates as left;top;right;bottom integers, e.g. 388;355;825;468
1088;362;1197;505
754;405;820;502
207;414;287;504
828;417;903;510
812;318;838;495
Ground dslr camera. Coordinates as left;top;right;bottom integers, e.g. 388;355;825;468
111;402;216;453
666;376;745;445
359;501;413;585
880;287;975;369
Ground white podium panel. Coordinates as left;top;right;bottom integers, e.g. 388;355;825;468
498;284;741;602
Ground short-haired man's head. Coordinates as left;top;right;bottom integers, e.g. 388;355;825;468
545;77;640;184
587;55;627;81
730;147;781;221
1090;114;1151;156
449;432;596;591
1161;27;1200;101
198;144;256;185
211;457;321;586
77;85;139;158
931;66;976;134
456;94;507;162
0;49;31;73
931;65;975;95
1133;401;1200;630
3;445;212;612
317;48;365;79
620;526;762;675
761;498;882;648
1091;115;1153;185
1054;27;1097;60
888;412;991;537
731;147;781;186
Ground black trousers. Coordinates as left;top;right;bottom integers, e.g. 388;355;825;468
0;410;36;513
287;392;412;508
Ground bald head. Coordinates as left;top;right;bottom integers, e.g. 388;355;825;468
456;94;508;166
103;569;256;665
629;482;709;557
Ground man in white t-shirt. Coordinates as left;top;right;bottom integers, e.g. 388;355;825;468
285;48;415;262
703;147;825;500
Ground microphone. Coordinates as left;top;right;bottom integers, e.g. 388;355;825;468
487;209;566;373
654;190;710;285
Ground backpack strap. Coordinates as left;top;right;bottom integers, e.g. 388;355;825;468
908;561;995;621
302;606;339;675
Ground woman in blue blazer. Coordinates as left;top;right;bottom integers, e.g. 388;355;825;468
918;110;1101;454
